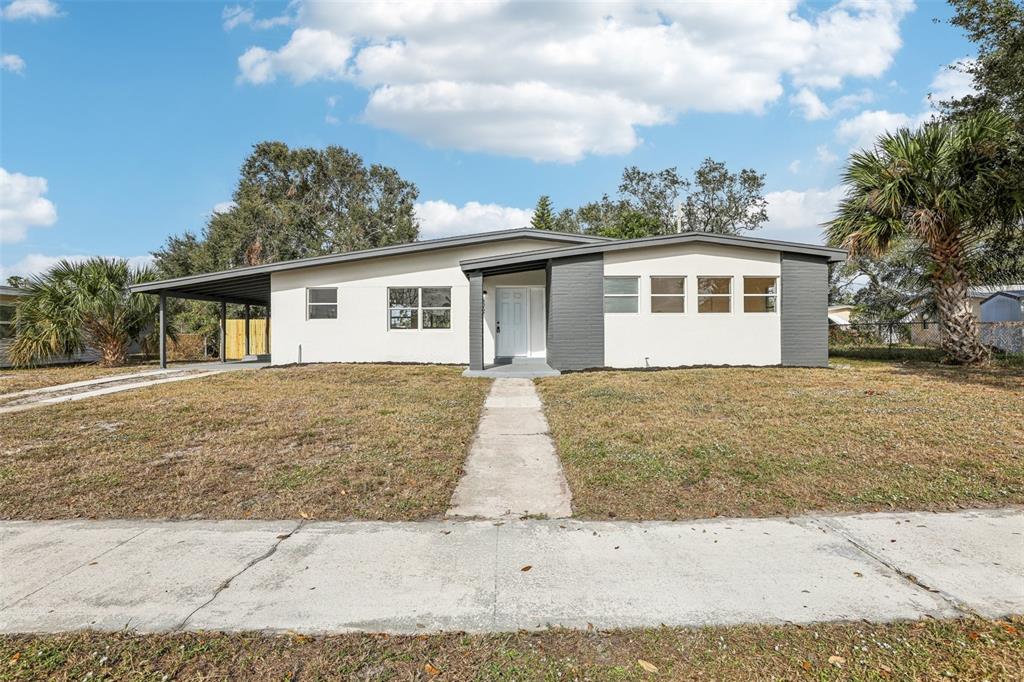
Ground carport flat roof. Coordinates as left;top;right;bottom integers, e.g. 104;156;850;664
459;231;847;272
131;228;610;304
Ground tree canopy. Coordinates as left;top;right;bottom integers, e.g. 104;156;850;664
530;195;556;230
154;142;420;279
826;112;1023;363
558;158;767;239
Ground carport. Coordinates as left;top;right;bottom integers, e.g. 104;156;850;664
131;269;271;369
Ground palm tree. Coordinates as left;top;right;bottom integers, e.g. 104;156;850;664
827;111;1023;364
9;258;163;367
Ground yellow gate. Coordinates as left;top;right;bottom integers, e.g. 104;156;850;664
225;319;269;359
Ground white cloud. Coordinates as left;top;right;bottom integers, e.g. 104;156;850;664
212;201;236;214
1;0;61;21
324;114;340;125
816;144;838;163
236;0;914;162
788;160;801;174
835;60;975;152
238;28;351;85
791;87;874;120
0;253;154;280
836;109;915;151
928;61;976;103
790;88;829;121
222;5;253;30
1;53;25;74
414;200;532;239
765;185;845;232
0;167;57;243
222;4;291;31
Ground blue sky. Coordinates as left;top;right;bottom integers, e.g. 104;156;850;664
0;0;975;278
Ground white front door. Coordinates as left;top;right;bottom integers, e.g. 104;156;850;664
496;287;529;357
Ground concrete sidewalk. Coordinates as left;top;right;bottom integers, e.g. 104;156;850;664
1;509;1020;635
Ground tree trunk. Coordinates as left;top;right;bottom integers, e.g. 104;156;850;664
928;235;989;365
97;338;129;367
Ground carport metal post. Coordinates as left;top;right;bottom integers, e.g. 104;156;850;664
264;302;270;356
158;293;167;369
244;304;251;357
219;301;226;363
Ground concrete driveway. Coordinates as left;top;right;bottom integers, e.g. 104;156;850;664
1;508;1020;635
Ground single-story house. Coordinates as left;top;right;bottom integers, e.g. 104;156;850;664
131;228;846;372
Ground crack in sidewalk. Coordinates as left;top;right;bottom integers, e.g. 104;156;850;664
172;519;305;632
816;518;980;618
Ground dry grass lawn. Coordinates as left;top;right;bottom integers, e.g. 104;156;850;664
2;618;1020;681
0;363;148;396
0;364;490;521
537;359;1024;520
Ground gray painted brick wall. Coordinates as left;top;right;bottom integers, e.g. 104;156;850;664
547;254;605;370
468;271;483;370
781;253;829;367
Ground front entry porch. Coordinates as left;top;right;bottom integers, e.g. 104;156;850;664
463;356;560;378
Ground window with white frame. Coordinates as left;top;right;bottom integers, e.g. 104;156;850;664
604;276;639;313
307;288;338;319
0;302;15;339
743;277;778;313
388;287;452;330
697;277;731;313
650;276;685;313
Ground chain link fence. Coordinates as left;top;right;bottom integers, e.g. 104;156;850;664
829;320;1024;359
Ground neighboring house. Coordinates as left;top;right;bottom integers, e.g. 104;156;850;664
980;290;1024;323
827;305;855;325
906;284;1024;346
132;228;846;371
0;286;102;368
980;290;1024;354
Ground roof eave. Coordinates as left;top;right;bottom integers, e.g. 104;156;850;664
130;228;610;295
459;232;847;272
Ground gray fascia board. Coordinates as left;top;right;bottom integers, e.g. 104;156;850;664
982;291;1024;304
460;232;847;272
130;228;610;295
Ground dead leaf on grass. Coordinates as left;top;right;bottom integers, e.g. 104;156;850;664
996;621;1018;635
800;660;812;672
828;655;845;668
637;659;659;673
424;662;441;676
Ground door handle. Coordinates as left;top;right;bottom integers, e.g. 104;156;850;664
496;322;501;333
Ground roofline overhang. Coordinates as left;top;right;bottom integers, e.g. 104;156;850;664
131;228;611;296
459;231;847;273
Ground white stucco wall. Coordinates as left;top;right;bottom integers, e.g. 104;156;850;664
270;239;555;365
603;242;782;368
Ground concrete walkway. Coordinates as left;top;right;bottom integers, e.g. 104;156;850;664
1;509;1020;635
447;378;572;519
0;361;268;414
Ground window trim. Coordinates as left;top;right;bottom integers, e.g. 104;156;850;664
742;276;779;314
696;275;733;314
650;275;686;314
603;276;640;314
387;286;453;331
306;287;339;320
